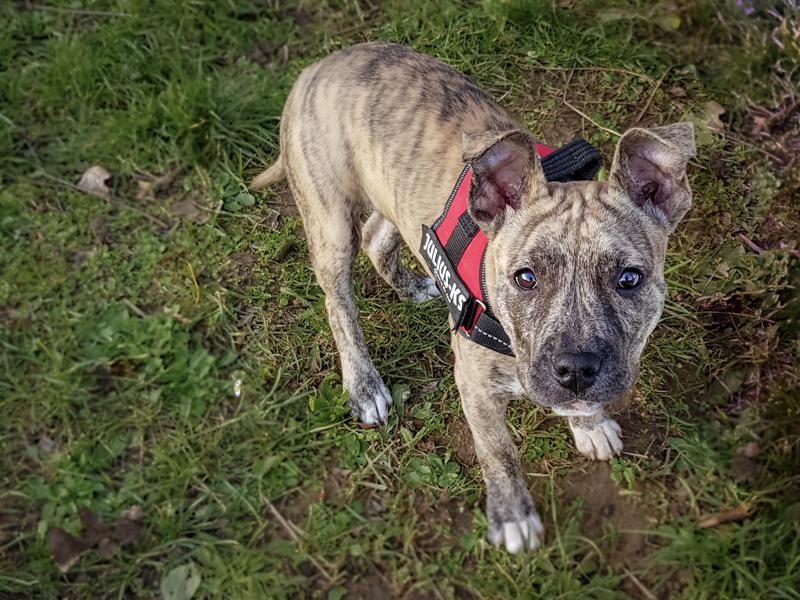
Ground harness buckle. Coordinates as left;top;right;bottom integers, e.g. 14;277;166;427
454;296;485;334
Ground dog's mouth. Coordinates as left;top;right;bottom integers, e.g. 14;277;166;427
551;400;602;417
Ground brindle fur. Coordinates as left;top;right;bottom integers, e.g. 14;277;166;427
251;43;695;553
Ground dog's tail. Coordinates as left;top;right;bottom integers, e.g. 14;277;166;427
249;156;286;191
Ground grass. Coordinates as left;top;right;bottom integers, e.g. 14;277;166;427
1;0;798;598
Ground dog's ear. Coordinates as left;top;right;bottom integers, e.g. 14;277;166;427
609;122;696;232
463;130;547;235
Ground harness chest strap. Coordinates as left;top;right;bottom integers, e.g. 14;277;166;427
420;137;601;357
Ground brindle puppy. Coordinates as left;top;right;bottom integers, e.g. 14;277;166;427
251;42;695;553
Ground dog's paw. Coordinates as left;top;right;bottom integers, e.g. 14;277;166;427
410;276;441;304
486;490;545;553
488;512;544;554
346;374;392;427
569;418;623;461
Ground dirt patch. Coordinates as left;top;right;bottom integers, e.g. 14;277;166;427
528;69;586;144
754;180;800;255
446;417;477;468
263;181;299;217
410;489;473;553
614;407;666;459
323;466;351;503
341;569;395;600
222;248;259;288
263;490;314;544
746;93;800;171
558;462;658;569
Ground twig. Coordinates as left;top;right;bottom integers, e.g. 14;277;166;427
697;505;753;528
31;169;171;229
624;569;656;600
265;500;336;584
121;299;147;319
531;64;657;85
562;98;622;138
739;233;763;253
635;68;670;123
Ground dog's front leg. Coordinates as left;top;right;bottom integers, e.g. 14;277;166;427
455;353;544;553
568;411;624;461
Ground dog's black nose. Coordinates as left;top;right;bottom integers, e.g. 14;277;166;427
554;352;602;393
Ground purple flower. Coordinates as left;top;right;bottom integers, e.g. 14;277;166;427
736;0;756;15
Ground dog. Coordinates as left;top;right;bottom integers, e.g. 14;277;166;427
251;42;695;553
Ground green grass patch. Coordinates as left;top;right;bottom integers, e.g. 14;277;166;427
1;1;798;598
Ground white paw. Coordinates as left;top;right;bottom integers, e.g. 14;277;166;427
348;378;391;427
488;513;544;554
570;418;623;461
410;277;441;304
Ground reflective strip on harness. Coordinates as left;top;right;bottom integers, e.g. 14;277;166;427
420;137;602;357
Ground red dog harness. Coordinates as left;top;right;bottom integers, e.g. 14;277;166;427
420;138;601;356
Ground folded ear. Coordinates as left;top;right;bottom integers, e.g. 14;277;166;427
463;130;547;235
609;122;696;232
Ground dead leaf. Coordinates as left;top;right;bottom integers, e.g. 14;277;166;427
262;208;280;230
48;528;89;573
731;454;761;483
79;507;109;546
705;100;726;132
161;562;202;600
77;165;111;199
135;179;153;201
115;516;142;546
737;442;760;458
120;505;144;521
668;86;688;98
169;198;208;224
697;505;753;528
731;442;762;483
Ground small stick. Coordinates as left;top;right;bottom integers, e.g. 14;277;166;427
122;299;147;318
739;234;763;253
697;505;753;528
624;569;657;600
532;64;657;85
265;500;336;584
562;99;622;138
635;68;670;123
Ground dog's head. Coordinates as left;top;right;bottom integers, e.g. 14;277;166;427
465;124;695;416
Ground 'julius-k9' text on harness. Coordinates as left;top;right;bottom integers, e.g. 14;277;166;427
420;138;602;357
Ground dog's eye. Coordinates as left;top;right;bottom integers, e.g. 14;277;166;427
514;268;537;290
618;269;643;290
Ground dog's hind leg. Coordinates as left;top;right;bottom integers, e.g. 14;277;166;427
361;212;440;304
288;181;391;426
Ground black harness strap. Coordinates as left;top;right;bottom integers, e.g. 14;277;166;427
540;138;602;182
444;212;480;264
470;311;513;354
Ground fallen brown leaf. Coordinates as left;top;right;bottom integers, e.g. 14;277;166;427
79;507;109;546
120;505;144;521
705;100;726;133
169;198;208;224
115;516;142;546
737;442;760;459
48;528;89;573
697;505;753;528
77;165;111;199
